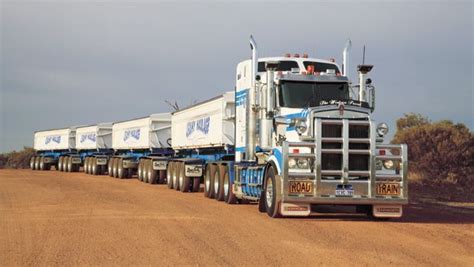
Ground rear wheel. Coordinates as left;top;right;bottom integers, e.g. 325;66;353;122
214;165;224;201
148;161;158;184
167;162;174;189
84;157;89;174
192;177;201;192
223;166;237;204
39;156;45;171
66;156;73;172
57;156;63;171
143;160;150;183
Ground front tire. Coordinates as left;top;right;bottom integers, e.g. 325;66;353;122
223;166;237;204
264;166;281;218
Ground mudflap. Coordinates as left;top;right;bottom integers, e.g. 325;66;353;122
372;205;403;218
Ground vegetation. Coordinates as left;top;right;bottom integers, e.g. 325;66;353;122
392;113;474;201
0;147;35;169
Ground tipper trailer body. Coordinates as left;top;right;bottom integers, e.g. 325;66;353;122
31;127;78;171
76;123;113;175
108;113;173;181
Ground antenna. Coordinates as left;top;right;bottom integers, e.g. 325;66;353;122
362;45;366;64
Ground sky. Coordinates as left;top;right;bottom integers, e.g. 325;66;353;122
1;0;473;153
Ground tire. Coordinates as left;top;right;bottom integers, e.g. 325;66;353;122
91;158;98;175
38;156;44;170
30;156;36;170
35;156;41;171
264;166;281;218
138;159;144;182
84;157;89;174
66;156;73;172
117;158;125;179
58;156;63;171
148;161;158;184
167;162;174;189
192;177;200;192
223;166;237;204
112;158;118;178
159;170;167;184
108;158;114;177
143;159;150;183
173;162;181;190
204;165;214;198
214;165;224;201
179;163;191;192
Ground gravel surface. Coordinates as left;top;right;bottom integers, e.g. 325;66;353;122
1;169;473;266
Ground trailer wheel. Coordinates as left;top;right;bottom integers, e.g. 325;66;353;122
30;156;36;170
173;162;181;190
214;165;224;201
223;166;237;204
57;156;62;171
34;156;41;171
167;162;174;189
107;158;113;177
91;158;98;175
66;156;73;172
148;161;158;184
179;164;191;192
112;158;118;178
204;165;216;198
159;170;167;184
38;156;44;171
137;159;144;181
117;158;125;179
264;166;281;218
142;160;149;183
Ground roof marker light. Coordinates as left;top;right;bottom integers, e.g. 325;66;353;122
294;53;300;58
302;53;308;58
329;58;335;62
285;53;291;57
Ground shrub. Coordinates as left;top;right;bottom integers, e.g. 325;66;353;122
392;113;474;190
0;147;36;169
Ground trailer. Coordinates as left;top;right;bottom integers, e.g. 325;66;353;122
166;92;235;193
30;126;79;171
108;113;172;181
75;123;113;175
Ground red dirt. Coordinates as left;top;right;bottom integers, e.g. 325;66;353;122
1;169;473;266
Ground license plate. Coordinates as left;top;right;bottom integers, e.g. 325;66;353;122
376;183;400;196
289;181;313;195
335;184;354;197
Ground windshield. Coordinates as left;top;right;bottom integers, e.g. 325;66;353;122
278;81;350;108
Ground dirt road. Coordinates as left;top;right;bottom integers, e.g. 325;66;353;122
1;169;473;266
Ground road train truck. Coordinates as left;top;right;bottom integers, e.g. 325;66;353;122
164;36;408;218
107;113;173;181
31;126;79;171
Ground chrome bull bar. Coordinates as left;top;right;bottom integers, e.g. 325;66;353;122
281;118;408;205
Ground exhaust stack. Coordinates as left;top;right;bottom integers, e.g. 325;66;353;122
247;35;258;161
342;39;352;76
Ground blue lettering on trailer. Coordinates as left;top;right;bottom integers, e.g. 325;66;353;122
80;133;97;143
45;135;61;144
124;129;140;141
186;117;210;137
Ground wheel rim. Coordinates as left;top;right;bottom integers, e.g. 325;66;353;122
223;174;229;198
214;172;219;196
266;178;273;208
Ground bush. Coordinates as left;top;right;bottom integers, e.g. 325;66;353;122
0;147;36;169
392;113;474;191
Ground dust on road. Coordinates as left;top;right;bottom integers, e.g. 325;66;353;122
1;169;473;266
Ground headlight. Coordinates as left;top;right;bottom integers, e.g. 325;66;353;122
295;119;307;135
297;158;309;169
383;160;394;170
377;122;389;137
288;158;297;168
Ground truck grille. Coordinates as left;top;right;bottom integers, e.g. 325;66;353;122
318;119;371;178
